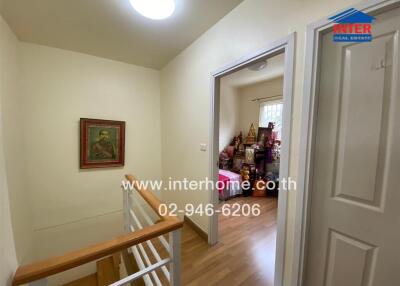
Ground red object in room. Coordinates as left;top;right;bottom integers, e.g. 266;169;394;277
226;146;235;158
218;174;230;196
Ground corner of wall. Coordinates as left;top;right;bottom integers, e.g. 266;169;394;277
0;14;35;265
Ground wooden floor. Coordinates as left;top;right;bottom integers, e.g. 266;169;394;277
181;196;278;286
124;196;277;286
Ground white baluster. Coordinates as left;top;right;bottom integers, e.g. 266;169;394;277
169;230;181;286
127;192;153;286
129;204;171;281
123;188;129;233
129;195;170;251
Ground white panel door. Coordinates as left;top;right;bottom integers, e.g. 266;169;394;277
305;7;400;286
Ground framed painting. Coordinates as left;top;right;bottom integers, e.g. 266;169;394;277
257;127;272;147
245;147;255;164
232;155;245;172
80;118;125;169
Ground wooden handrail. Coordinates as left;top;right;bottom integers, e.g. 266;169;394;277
124;174;178;221
12;175;183;286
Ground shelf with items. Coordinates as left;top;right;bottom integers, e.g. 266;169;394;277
218;122;281;197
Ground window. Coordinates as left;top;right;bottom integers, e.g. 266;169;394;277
259;100;283;140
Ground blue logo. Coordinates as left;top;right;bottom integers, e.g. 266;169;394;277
329;8;375;42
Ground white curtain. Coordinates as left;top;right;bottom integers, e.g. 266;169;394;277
259;100;283;139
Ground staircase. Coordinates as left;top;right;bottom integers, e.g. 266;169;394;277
62;254;121;286
12;174;183;286
62;274;98;286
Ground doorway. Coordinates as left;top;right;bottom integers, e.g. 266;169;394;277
209;34;295;286
217;54;285;285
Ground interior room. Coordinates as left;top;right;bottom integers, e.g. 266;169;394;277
217;53;284;284
2;0;399;286
218;53;284;200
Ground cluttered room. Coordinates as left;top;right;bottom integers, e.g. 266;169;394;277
218;54;284;201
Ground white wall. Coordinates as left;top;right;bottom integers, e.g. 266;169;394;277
238;77;283;135
0;35;162;284
0;13;33;270
17;43;162;284
219;77;283;152
0;110;18;286
160;0;358;284
219;80;240;151
0;15;20;285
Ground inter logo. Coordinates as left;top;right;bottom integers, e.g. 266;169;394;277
329;8;375;42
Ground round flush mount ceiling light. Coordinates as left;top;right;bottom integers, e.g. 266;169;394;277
248;60;268;71
129;0;176;20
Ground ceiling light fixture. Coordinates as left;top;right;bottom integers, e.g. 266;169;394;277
129;0;176;20
248;60;268;71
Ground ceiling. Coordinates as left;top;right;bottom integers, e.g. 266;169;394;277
0;0;243;69
222;53;284;88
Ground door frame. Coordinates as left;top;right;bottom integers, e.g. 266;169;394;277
292;0;400;285
209;33;296;286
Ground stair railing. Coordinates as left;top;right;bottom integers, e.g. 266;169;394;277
12;174;183;286
117;174;181;286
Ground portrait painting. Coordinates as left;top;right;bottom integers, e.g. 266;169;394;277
245;147;255;164
257;127;272;147
232;155;245;172
80;118;125;168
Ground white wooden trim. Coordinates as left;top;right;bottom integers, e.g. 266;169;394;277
275;32;295;286
208;71;220;246
208;32;296;286
292;1;400;286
